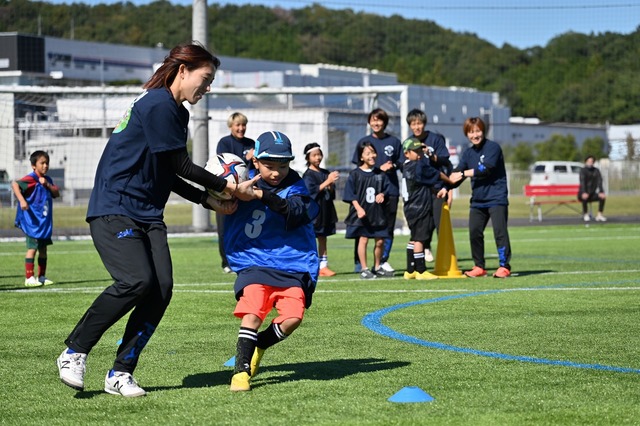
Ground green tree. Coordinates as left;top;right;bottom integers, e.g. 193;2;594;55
535;134;579;161
504;142;535;170
3;2;639;124
581;137;608;160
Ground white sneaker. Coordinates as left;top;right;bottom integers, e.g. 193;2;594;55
57;349;87;390
595;213;607;222
222;266;233;274
583;214;591;222
25;276;41;287
379;262;395;272
424;249;434;263
39;276;54;285
104;371;146;397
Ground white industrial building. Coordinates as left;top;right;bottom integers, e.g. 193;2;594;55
0;32;614;198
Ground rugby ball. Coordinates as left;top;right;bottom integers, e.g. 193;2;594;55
204;153;248;200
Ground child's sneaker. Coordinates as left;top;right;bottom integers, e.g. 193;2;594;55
379;262;395;273
595;213;607;222
424;249;434;262
464;266;487;278
38;276;54;286
57;348;87;391
403;271;417;280
222;266;233;274
416;271;439;280
104;370;146;397
493;267;511;278
230;372;251;391
583;213;591;222
250;347;265;377
374;268;394;278
359;269;376;279
25;276;40;287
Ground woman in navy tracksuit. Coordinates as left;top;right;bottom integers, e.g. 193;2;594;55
448;117;512;278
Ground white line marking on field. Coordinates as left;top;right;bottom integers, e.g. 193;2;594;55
6;284;640;295
513;235;640;243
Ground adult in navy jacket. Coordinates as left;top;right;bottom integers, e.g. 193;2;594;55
448;117;512;279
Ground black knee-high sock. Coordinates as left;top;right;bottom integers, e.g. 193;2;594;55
406;243;415;273
414;252;426;273
257;322;287;350
37;257;47;277
235;327;258;373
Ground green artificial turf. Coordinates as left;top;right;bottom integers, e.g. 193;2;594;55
0;224;639;425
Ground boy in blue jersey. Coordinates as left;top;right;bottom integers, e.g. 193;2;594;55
224;131;320;391
215;112;255;273
12;150;60;287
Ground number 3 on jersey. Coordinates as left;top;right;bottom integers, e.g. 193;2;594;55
244;209;266;238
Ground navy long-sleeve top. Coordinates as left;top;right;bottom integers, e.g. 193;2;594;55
455;138;509;208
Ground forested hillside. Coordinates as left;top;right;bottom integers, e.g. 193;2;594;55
1;0;638;124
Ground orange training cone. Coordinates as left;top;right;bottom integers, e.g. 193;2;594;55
433;203;465;278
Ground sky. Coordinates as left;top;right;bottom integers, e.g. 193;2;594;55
44;0;640;49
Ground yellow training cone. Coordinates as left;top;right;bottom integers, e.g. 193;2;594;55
433;203;465;278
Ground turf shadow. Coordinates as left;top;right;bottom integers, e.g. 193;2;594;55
0;274;23;279
182;357;410;389
69;384;184;399
0;278;110;291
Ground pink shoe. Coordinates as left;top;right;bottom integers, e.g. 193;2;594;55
493;267;511;278
319;267;336;277
464;266;487;278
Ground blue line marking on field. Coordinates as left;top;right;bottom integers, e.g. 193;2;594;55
361;285;640;374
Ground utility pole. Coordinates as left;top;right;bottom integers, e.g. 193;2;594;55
191;0;210;231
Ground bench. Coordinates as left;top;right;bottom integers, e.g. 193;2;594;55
523;184;581;222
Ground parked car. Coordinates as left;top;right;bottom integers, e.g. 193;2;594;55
529;161;583;185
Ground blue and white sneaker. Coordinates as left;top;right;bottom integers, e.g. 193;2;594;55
57;348;87;391
104;370;146;397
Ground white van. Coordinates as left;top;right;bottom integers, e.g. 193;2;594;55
529;161;583;185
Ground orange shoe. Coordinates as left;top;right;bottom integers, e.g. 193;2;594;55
464;266;487;278
319;267;336;277
493;267;511;278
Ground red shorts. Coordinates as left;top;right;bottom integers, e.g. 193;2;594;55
234;284;306;323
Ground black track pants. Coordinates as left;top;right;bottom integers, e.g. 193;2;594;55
468;205;511;270
64;215;173;373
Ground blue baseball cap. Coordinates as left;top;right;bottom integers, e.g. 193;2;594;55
254;131;295;162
